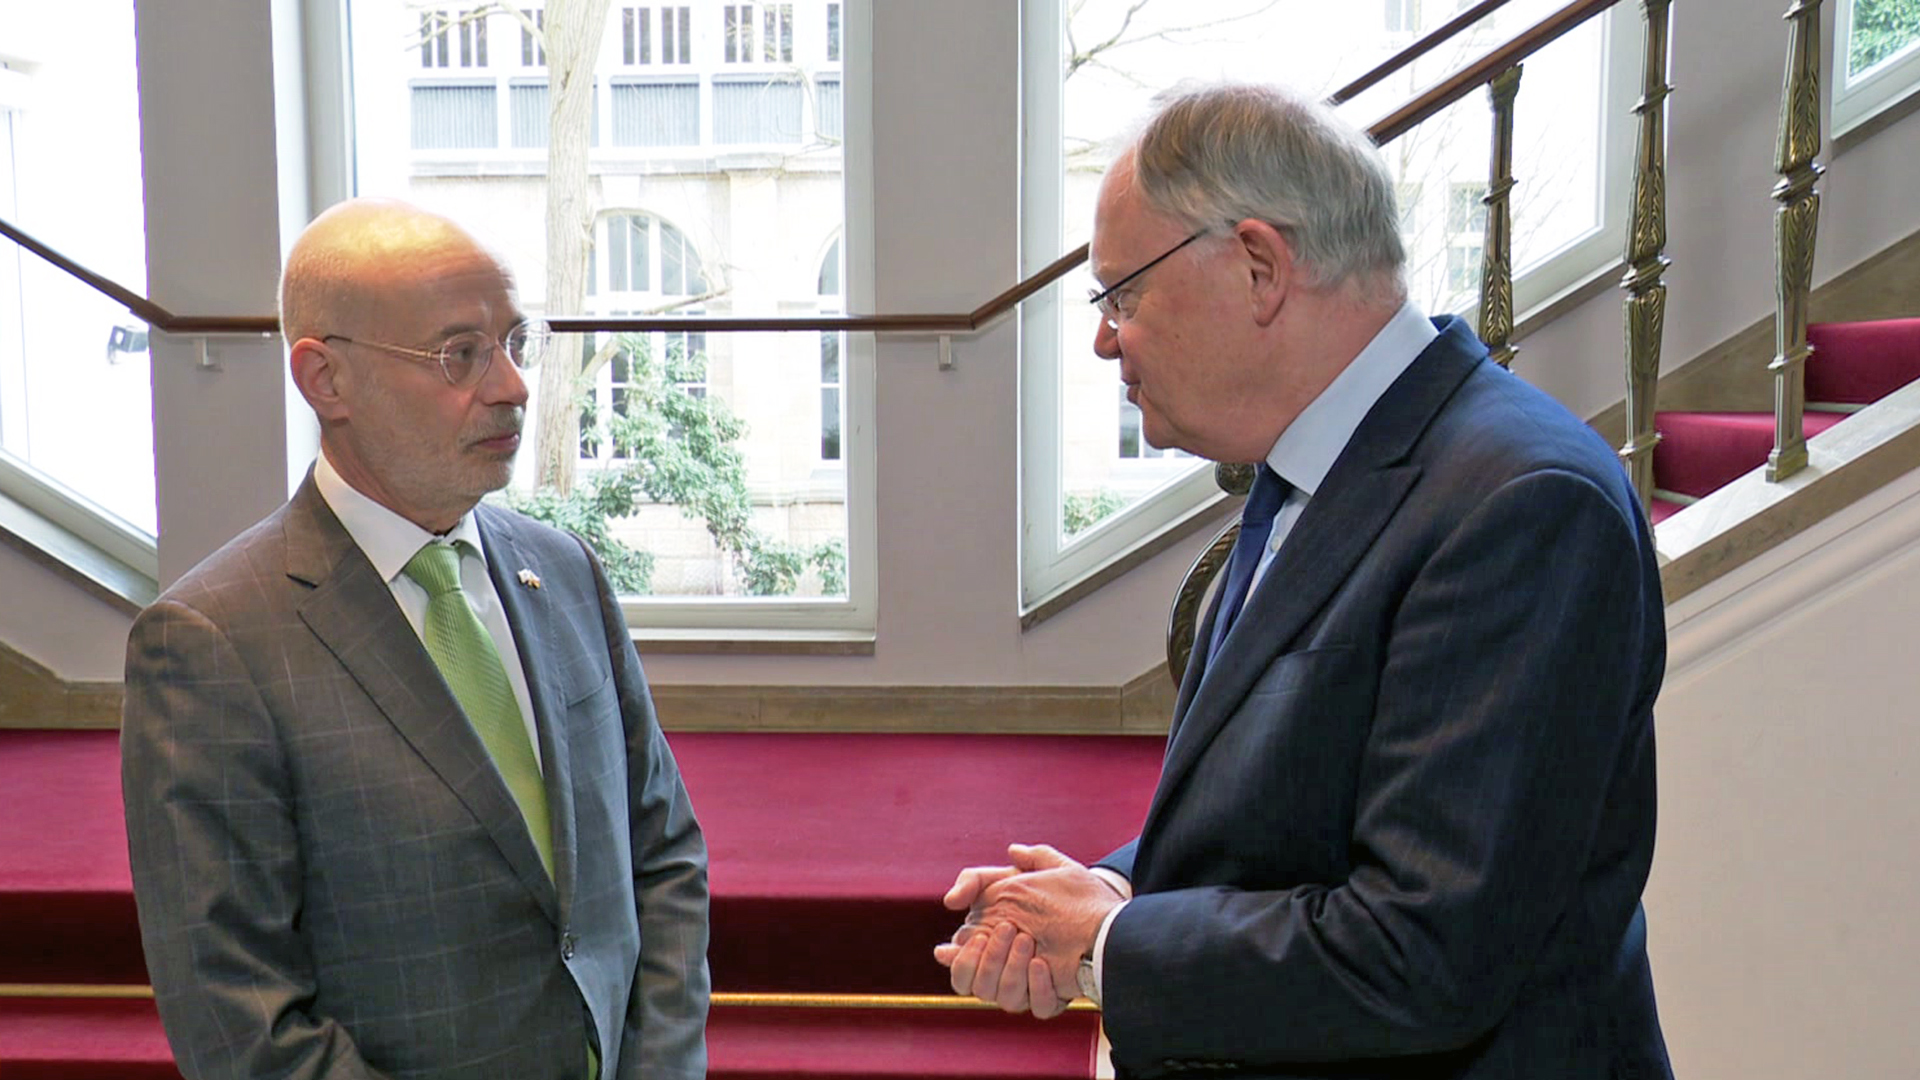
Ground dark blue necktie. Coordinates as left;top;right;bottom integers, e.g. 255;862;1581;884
1208;465;1289;658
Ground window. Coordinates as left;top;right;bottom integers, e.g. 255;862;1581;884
348;0;867;622
0;2;158;576
1020;0;1640;610
521;8;546;67
411;8;499;150
1834;0;1920;136
420;9;490;68
1443;181;1487;304
724;3;794;64
623;6;693;66
583;211;711;464
1386;0;1420;34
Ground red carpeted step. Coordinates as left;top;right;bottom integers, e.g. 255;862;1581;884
0;997;182;1080
1652;410;1847;499
0;996;1102;1080
1807;317;1920;404
673;732;1162;995
0;731;1164;997
708;1004;1101;1080
0;732;145;985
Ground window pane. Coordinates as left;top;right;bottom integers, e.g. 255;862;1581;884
1848;0;1920;80
348;0;850;604
714;77;804;144
0;1;155;540
1045;0;1608;552
510;81;549;148
411;83;499;149
611;79;699;146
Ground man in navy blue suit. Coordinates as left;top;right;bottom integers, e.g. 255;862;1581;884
937;83;1673;1079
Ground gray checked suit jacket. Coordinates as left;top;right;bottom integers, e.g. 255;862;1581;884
122;476;710;1080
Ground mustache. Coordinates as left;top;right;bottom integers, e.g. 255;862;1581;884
471;406;524;442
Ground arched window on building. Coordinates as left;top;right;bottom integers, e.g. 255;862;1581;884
581;209;710;463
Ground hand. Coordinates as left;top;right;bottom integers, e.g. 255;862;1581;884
932;844;1124;1017
934;920;1069;1016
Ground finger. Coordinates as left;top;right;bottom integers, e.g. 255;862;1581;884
993;931;1036;1013
933;942;959;969
945;921;986;995
969;922;1018;1004
1007;842;1073;872
1027;955;1064;1019
944;865;1017;910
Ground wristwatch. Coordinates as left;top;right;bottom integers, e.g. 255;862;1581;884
1076;953;1101;1006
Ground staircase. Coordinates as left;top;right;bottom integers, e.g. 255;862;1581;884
0;730;1162;1079
1647;318;1920;524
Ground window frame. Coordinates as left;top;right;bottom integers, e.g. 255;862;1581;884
1833;0;1920;138
309;0;876;637
1017;0;1643;613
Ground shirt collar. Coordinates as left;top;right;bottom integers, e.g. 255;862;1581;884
1264;300;1438;496
312;450;488;585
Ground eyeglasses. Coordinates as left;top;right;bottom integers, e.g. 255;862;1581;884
322;320;551;387
1087;230;1208;330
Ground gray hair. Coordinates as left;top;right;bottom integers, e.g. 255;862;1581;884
1129;82;1405;293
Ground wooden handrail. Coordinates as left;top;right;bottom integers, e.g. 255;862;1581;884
1328;0;1518;105
0;0;1623;340
0;216;280;335
1370;0;1622;145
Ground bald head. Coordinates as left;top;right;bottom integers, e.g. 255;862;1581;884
279;198;495;347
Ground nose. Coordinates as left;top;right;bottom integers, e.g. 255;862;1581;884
1093;316;1121;360
480;342;531;406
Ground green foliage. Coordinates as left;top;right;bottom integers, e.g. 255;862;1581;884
511;333;846;597
1850;0;1920;77
1064;489;1128;538
508;476;656;594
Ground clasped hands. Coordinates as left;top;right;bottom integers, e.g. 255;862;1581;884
932;843;1125;1018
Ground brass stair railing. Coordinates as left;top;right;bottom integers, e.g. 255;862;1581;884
1769;0;1826;482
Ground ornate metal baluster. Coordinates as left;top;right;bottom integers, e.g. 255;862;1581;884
1165;463;1253;684
1480;65;1522;369
1619;0;1673;514
1768;0;1824;482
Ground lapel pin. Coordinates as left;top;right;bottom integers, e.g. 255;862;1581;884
517;568;542;590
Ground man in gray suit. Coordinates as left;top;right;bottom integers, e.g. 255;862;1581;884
938;84;1671;1078
121;198;709;1080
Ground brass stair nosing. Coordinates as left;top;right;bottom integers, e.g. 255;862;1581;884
0;983;1096;1011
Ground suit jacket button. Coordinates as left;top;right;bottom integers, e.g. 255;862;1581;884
561;933;576;960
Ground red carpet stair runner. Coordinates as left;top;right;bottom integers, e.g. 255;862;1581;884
0;729;1164;1079
1649;317;1920;522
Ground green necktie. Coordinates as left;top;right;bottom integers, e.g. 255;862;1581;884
403;542;554;881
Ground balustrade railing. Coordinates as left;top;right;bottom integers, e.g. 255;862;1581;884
1769;0;1825;482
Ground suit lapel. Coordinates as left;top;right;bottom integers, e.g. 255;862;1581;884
286;481;559;921
477;509;580;921
1143;320;1488;851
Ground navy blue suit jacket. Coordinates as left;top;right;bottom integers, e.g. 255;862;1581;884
1099;318;1672;1079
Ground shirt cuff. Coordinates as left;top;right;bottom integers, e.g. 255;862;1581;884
1088;898;1128;1007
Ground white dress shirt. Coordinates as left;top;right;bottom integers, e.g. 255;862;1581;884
312;452;543;770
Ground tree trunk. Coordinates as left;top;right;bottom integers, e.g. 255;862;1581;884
534;0;613;494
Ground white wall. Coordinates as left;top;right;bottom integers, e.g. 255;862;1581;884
1650;463;1920;1079
0;542;133;679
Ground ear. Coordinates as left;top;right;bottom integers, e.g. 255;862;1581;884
1234;219;1293;327
289;337;351;422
